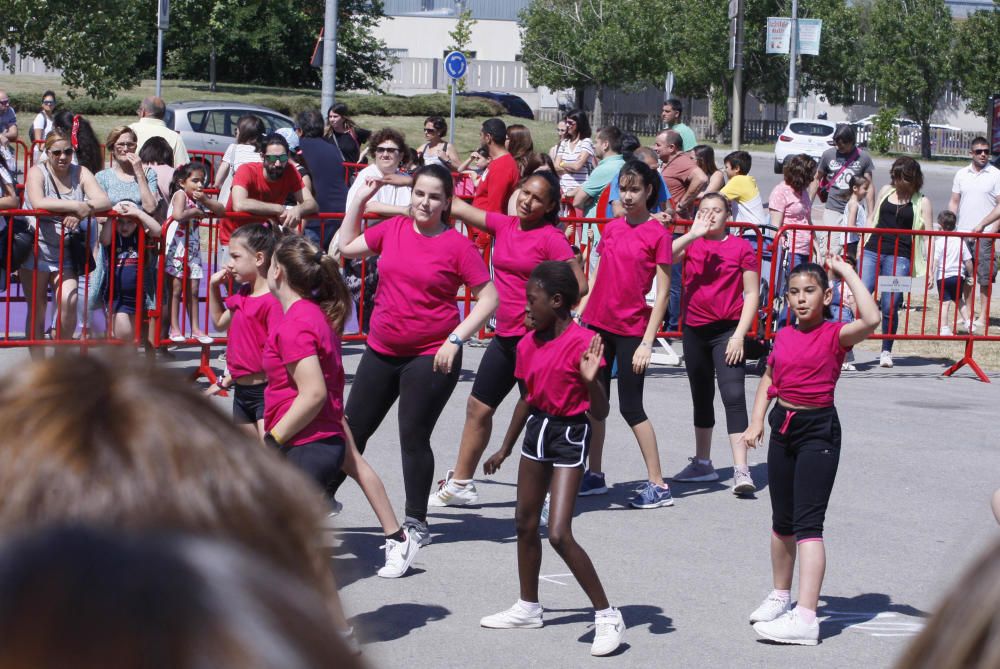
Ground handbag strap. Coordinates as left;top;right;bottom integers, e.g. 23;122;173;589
827;148;860;187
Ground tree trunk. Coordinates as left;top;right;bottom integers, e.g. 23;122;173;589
574;85;585;111
593;85;604;130
921;120;932;160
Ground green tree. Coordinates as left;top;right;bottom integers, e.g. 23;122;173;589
519;0;671;126
1;0;147;98
446;8;477;93
861;0;955;158
953;3;1000;118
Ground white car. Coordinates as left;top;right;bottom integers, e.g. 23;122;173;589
773;118;837;173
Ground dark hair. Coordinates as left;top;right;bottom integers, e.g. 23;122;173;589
724;150;752;175
694;144;719;176
273;235;350;333
529;261;580;312
847;173;870;192
783;153;817;193
169;162;207;197
787;261;833;319
424;115;447;135
262;133;289;155
0;525;361;669
235;115;266;152
596;126;623;154
890;156;924;192
367;127;408;162
506;124;539;176
661;130;683;151
481;118;507;146
564;109;591;140
833;124;857;145
52;111;101;174
937;209;957;231
411;163;455;223
617;159;659;210
138;136;174;166
535;152;556;172
664;98;683;114
521;170;562;227
699;191;732;219
41;90;56;101
230;223;283;272
621;133;640;161
296;110;325;139
633;146;658;166
327;103;355;130
971;136;989;149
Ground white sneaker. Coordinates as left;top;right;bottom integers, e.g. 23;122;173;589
753;610;819;645
939;325;953;336
879;351;893;368
328;499;343;517
403;516;431;547
749;593;791;623
377;532;419;578
961;319;972;333
591;608;626;656
427;469;479;507
480;601;544;629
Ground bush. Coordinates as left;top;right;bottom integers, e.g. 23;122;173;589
869;107;898;154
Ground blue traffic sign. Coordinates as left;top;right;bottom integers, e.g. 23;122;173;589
444;51;468;79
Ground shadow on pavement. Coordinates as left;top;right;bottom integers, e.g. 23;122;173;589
817;593;929;640
353;602;450;642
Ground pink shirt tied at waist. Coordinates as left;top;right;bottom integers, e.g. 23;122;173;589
485;212;574;337
681;235;756;328
515;322;603;417
262;299;346;447
224;286;283;379
767;320;849;408
364;215;491;357
583;217;672;337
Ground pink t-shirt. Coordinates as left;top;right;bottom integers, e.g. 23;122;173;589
364;215;491;357
767;321;849;407
485;212;574;336
262;299;346;446
682;235;757;327
768;182;813;255
224;286;283;379
583;217;672;337
515;322;603;416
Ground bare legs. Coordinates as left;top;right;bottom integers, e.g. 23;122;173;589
769;533;826;611
452;396;495;481
694;427;749;468
588;418;663;484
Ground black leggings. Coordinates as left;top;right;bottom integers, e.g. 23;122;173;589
590;326;647;427
470;334;523;409
277;437;346;491
337;346;462;522
767;404;841;542
682;320;749;433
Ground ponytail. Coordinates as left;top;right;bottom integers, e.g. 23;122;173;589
272;235;351;333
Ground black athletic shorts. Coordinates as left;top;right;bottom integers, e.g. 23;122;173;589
232;382;267;424
470;334;524;409
520;410;590;468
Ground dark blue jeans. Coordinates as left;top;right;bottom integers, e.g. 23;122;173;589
860;250;911;352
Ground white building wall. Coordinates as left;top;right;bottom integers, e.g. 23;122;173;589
374;16;522;62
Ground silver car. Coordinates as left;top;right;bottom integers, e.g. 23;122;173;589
165;101;295;155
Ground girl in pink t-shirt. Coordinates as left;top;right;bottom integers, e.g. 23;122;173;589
578;160;673;510
207;223;283;439
741;255;879;646
429;171;586;508
480;261;625;656
671;193;760;493
337;164;499;546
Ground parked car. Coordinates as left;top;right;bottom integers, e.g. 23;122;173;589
773;118;837;173
458;91;534;120
165;101;295;155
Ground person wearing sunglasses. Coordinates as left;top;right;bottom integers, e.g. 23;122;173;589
226;134;318;245
416;116;460;170
951;136;1000;334
30;91;57;164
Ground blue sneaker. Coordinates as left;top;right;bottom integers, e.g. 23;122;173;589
628;482;674;509
578;470;609;496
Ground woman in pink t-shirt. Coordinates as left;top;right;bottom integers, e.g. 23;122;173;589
479;261;625;657
336;164;499;546
671;193;760;493
769;153;818;324
428;171;586;508
741;256;879;646
577;160;673;510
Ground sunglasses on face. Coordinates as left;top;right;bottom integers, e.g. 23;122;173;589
375;146;400;155
423;127;437;134
49;148;74;158
263;154;288;164
42;100;56;106
972;149;990;156
0;100;9;105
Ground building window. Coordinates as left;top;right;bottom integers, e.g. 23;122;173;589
387;48;410;58
443;50;476;59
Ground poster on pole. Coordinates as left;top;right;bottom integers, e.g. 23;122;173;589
990;94;1000;156
766;17;822;55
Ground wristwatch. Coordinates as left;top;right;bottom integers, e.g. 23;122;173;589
448;333;464;347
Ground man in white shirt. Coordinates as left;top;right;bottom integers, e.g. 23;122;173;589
130;97;189;167
948;136;1000;332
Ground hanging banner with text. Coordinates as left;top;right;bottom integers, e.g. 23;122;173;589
765;17;822;56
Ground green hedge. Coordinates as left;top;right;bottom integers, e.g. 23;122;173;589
3;90;504;119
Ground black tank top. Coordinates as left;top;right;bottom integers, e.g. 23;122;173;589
865;196;914;259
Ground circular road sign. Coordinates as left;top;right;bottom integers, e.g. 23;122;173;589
444;51;468;80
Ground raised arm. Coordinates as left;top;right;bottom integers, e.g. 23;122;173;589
829;253;880;347
208;268;233;330
338;177;381;259
450;196;490;231
671;210;711;264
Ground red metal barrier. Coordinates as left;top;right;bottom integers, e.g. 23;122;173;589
767;223;1000;382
